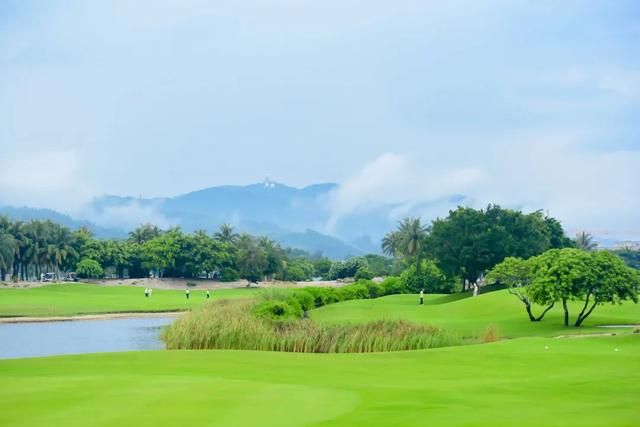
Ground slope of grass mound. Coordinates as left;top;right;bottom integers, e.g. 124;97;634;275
312;289;640;338
162;299;460;352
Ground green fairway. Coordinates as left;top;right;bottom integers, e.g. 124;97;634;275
0;336;638;426
0;284;259;317
312;290;640;338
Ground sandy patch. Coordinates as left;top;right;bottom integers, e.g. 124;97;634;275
0;311;184;324
2;278;351;290
554;333;617;339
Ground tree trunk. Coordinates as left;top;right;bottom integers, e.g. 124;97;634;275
534;302;555;321
575;300;598;327
524;302;536;321
575;291;592;324
562;298;569;327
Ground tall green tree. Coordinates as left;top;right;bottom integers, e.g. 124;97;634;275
396;217;428;263
425;205;571;290
0;232;15;281
236;234;267;284
528;248;588;326
572;251;639;326
141;228;183;277
215;223;239;244
487;256;555;321
128;224;162;244
381;231;400;257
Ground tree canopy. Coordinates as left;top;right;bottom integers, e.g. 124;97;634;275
489;248;640;327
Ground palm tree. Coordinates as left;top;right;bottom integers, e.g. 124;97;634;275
574;231;598;251
128;224;161;244
50;225;76;278
0;232;15;281
215;223;238;244
396;217;428;261
381;231;400;257
10;220;28;280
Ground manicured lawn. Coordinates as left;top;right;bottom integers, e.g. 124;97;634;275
0;284;259;317
0;336;638;426
312;290;640;338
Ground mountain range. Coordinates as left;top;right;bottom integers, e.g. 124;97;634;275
0;179;477;258
1;180;415;259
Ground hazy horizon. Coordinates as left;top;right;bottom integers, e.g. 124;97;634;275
1;1;639;239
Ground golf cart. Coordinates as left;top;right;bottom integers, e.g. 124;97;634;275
43;272;56;282
64;272;79;282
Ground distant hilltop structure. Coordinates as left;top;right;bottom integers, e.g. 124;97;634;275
613;241;640;250
262;177;276;188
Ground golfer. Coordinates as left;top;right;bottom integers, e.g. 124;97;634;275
206;290;210;299
144;288;149;298
186;288;190;300
419;289;424;305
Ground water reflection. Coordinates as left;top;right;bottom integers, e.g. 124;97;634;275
0;316;174;359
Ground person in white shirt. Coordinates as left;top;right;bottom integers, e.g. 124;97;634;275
419;289;424;305
186;288;190;300
148;288;153;297
144;288;149;298
206;290;210;300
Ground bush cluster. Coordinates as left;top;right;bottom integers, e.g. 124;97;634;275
400;260;457;294
254;277;409;320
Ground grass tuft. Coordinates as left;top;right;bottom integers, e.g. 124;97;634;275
162;299;460;353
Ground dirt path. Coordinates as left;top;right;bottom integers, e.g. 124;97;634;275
2;278;352;290
554;332;617;339
0;311;184;324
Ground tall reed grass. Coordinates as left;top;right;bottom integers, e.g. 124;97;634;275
162;299;460;353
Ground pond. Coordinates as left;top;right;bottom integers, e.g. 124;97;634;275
0;316;174;359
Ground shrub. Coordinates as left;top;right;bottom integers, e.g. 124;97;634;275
76;259;104;279
363;280;383;298
219;267;239;282
186;282;198;287
333;283;369;301
380;276;406;295
482;325;500;343
254;300;302;320
328;257;369;280
400;260;455;293
354;268;374;281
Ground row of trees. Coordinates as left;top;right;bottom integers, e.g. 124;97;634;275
488;249;640;326
382;205;575;291
0;217;391;284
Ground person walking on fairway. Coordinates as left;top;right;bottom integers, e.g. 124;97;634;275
206;290;210;300
144;288;149;298
186;288;190;300
419;289;424;305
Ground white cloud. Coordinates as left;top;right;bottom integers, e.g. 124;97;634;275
327;137;640;240
326;152;483;230
0;148;93;212
85;201;173;231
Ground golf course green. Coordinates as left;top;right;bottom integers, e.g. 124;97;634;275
0;336;638;426
312;290;640;338
0;284;638;425
0;284;258;317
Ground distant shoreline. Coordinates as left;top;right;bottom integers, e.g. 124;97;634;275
0;311;184;324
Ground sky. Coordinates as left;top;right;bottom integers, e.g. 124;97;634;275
0;0;639;239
